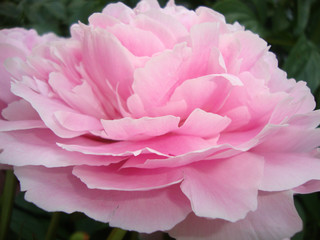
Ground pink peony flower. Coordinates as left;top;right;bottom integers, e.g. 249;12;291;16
1;0;320;239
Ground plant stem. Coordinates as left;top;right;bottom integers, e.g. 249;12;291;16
106;228;127;240
0;170;17;240
45;212;61;240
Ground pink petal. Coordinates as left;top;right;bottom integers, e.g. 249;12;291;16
11;82;91;138
235;31;268;72
0;120;45;131
73;164;183;191
2;99;40;121
107;23;165;56
253;126;320;153
81;25;143;101
0;130;122;167
15;166;191;233
170;74;242;118
169;191;302;240
132;43;192;110
89;13;120;29
294;180;320;194
135;144;240;169
54;111;102;132
175;108;231;138
101;115;180;140
48;72;106;119
287;110;320;129
259;153;320;191
58;134;213;157
0;43;24;104
180;152;264;221
102;2;135;24
188;22;219;78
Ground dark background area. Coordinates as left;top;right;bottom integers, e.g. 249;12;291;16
0;0;320;239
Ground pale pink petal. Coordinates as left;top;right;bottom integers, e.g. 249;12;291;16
135;0;161;12
89;13;120;29
294;180;320;194
11;82;86;138
170;74;242;118
58;134;213;157
73;164;183;191
169;191;302;240
235;31;268;72
81;25;143;101
15;166;191;233
253;126;320;153
141;9;189;43
101;115;180;140
180;152;264;221
135;144;240;169
0;130;123;167
222;106;251;131
54;111;102;132
107;24;165;56
188;22;219;78
132;43;192;110
258;153;320;191
0;120;45;131
286;110;320;129
0;43;24;104
2;99;40;121
102;2;135;23
175;108;231;138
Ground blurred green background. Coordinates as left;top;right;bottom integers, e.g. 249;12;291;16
0;0;320;239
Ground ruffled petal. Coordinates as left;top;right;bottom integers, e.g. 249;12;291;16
15;166;191;233
180;152;264;221
169;191;302;240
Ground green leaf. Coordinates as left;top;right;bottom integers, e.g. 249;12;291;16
271;6;290;33
43;1;67;21
295;0;313;35
213;0;265;36
283;36;320;93
248;0;268;24
10;193;50;240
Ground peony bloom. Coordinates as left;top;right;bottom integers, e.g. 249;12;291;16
1;0;320;239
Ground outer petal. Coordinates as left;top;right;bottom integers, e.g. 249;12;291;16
15;166;192;233
73;164;183;191
259;153;320;191
0;130;123;167
58;134;213;157
180;152;264;221
169;191;302;240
